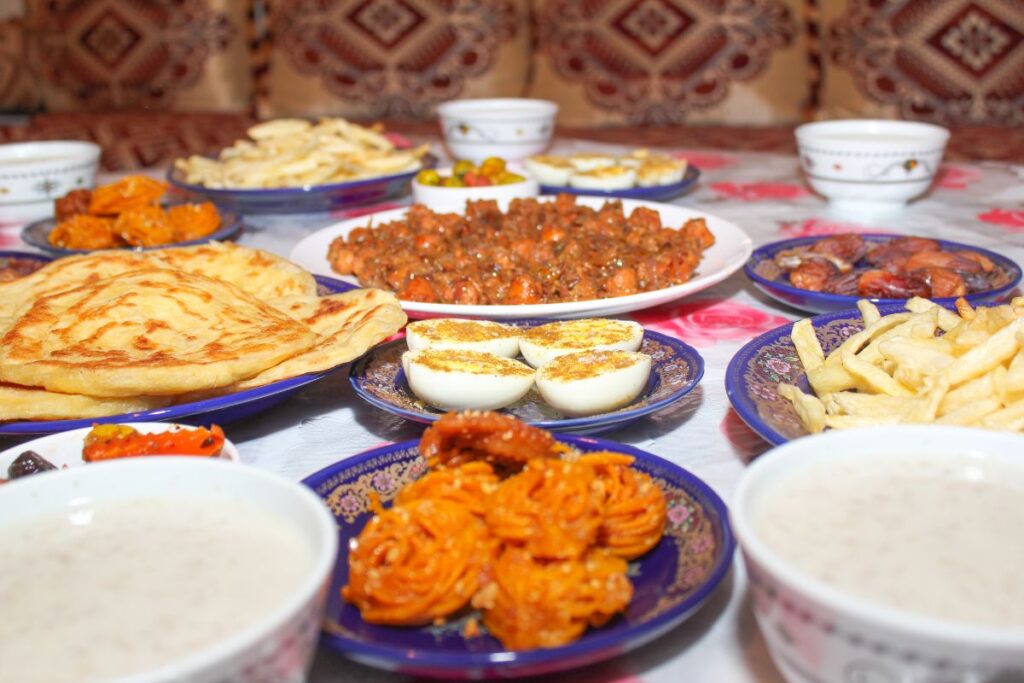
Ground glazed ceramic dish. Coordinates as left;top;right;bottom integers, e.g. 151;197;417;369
733;426;1024;683
289;197;753;320
411;165;539;213
167;155;436;214
744;234;1022;314
348;323;704;435
21;210;245;256
539;165;701;202
437;98;558;162
303;434;734;679
0;276;357;436
0;422;241;473
0;141;101;222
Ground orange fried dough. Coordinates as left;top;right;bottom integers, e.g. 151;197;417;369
394;461;499;517
88;175;169;215
419;411;561;473
579;451;667;559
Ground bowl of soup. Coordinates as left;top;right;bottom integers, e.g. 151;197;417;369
0;141;101;222
795;120;948;220
732;426;1024;683
0;457;338;683
437;98;558;163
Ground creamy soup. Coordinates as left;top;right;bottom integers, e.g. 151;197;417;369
754;453;1024;629
0;495;314;683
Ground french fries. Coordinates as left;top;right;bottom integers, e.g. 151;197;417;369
779;296;1024;433
174;117;430;189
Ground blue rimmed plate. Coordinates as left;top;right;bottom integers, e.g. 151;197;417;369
725;302;931;445
167;154;437;214
0;249;51;275
303;434;734;680
539;165;701;202
348;323;704;435
21;209;245;256
0;275;357;436
744;234;1022;314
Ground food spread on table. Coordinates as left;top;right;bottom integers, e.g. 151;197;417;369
525;148;688;189
327;194;715;304
174;117;430;189
779;296;1024;433
49;175;222;249
758;233;1013;298
342;411;667;649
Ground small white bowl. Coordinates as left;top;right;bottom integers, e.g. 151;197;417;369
437;98;558;163
0;457;338;683
0;141;101;222
411;165;539;212
795;119;949;219
733;426;1024;683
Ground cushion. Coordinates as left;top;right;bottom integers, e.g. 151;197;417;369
258;0;531;120
819;0;1024;125
525;0;810;126
0;16;40;113
25;0;253;112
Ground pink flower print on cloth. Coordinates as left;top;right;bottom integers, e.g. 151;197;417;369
779;218;878;238
711;181;809;201
935;165;982;190
631;299;792;348
671;150;735;171
978;208;1024;232
329;201;402;221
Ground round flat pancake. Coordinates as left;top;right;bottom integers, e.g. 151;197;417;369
0;383;170;421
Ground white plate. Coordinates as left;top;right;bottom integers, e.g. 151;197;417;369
0;422;240;476
289;197;753;319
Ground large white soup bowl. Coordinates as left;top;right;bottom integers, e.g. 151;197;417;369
0;140;100;221
438;98;557;162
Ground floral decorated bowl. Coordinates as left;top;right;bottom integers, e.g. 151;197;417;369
0;141;101;222
795;120;948;219
438;98;558;163
411;165;539;213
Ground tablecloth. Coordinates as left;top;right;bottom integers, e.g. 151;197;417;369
2;139;1023;683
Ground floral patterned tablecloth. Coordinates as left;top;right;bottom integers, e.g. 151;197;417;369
3;139;1022;683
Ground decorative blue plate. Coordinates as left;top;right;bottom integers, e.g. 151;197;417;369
21;209;245;256
167;155;437;214
0;275;357;436
348;323;704;435
304;434;734;680
725;302;930;445
0;249;52;273
539;165;700;201
744;234;1022;314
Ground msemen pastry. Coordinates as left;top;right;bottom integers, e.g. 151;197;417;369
403;349;535;411
535;350;651;416
519;319;644;368
406;318;520;357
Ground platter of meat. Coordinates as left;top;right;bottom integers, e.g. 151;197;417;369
289;195;752;320
744;233;1021;314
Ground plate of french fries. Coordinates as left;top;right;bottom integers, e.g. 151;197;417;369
726;296;1024;444
169;117;435;214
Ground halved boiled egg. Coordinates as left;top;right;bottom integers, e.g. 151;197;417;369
568;166;636;191
402;348;534;411
535;350;652;416
406;318;521;357
519;319;644;368
524;155;574;185
637;155;688;187
568;152;617;172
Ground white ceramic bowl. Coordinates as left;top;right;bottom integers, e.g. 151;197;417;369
0;140;101;222
732;426;1024;683
411;165;539;212
0;457;338;683
795;120;949;219
437;98;558;163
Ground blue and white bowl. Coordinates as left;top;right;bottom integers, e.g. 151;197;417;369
0;141;100;222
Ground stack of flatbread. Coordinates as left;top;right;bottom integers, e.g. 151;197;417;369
0;242;406;421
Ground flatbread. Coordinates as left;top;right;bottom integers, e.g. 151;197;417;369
0;268;317;397
0;384;170;421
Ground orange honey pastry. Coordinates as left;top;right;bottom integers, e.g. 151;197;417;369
394;461;499;517
167;202;221;241
113;205;177;247
475;547;633;650
485;458;603;559
343;498;496;626
579;451;668;559
419;410;561;473
48;214;117;250
88;175;169;215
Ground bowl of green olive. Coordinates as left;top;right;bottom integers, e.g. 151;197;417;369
412;157;539;212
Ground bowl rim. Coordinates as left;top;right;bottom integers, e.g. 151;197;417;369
437;98;559;118
0;139;101;164
743;233;1024;312
0;457;339;683
732;425;1024;648
795;119;950;147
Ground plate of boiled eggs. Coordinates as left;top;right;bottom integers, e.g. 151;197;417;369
348;318;704;435
525;149;700;201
